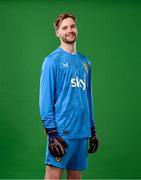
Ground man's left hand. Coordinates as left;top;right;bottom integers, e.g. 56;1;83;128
88;126;99;153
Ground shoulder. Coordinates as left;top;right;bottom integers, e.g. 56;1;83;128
77;52;91;65
48;48;63;60
42;48;62;68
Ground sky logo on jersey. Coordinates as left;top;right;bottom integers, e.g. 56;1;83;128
71;76;86;90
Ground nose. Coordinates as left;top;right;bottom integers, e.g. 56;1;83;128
68;26;73;32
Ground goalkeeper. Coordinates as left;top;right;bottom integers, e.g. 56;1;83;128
39;12;99;180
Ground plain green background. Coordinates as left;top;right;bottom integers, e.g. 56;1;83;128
0;0;141;179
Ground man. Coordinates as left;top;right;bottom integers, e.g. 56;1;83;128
39;13;99;180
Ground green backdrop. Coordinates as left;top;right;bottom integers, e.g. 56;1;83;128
0;0;141;179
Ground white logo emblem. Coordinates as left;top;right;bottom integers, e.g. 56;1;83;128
62;62;69;68
71;76;86;90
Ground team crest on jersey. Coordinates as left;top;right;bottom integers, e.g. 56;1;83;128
83;63;89;73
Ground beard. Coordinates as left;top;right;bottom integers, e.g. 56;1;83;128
60;32;77;44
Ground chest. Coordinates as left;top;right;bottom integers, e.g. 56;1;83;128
57;57;89;79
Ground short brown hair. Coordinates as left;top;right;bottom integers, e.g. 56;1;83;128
54;13;76;31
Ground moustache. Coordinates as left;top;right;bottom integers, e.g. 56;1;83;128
66;32;76;37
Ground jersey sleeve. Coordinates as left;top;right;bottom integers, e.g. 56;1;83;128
39;56;56;129
88;62;95;128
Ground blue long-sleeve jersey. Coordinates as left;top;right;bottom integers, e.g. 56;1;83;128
39;47;95;139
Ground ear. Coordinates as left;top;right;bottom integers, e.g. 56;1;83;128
55;29;60;37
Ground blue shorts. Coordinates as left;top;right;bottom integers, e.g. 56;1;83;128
45;138;88;170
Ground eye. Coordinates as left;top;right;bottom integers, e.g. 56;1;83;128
71;24;76;28
62;26;67;30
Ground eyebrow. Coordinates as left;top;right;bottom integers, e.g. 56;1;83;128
61;23;76;28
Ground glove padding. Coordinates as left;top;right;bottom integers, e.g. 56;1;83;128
88;126;99;153
45;128;68;157
48;136;68;157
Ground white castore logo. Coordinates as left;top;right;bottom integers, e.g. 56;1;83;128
62;62;69;68
71;76;86;90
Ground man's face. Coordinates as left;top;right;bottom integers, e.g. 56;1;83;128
56;17;78;44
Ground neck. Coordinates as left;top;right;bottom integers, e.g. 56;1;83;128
60;41;76;54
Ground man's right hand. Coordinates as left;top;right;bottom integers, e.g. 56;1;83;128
45;128;68;157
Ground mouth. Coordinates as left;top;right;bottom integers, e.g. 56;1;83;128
66;33;75;38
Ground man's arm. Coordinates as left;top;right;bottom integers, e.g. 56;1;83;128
39;57;68;157
88;62;99;153
39;57;56;129
88;62;95;128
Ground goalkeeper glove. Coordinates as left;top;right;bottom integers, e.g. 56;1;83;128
45;128;68;158
88;126;99;153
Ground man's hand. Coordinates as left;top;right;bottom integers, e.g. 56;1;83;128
88;126;99;153
45;128;68;157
